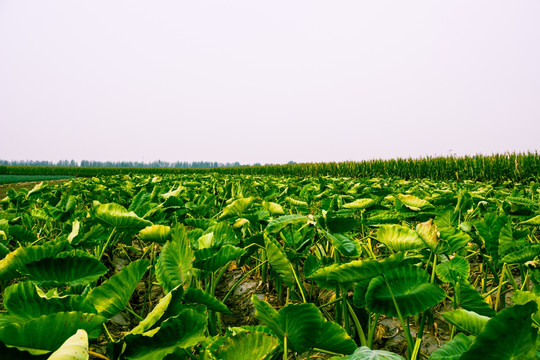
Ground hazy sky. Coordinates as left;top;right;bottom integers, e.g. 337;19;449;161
1;1;539;164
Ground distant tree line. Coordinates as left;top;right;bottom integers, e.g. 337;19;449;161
0;159;291;168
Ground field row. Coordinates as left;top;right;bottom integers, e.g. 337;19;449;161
0;174;539;359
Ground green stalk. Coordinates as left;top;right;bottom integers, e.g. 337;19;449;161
283;335;288;360
98;227;116;261
346;300;367;346
367;314;380;348
494;263;507;311
384;276;414;359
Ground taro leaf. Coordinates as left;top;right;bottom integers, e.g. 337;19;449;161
207;331;280;360
366;265;445;317
376;225;426;252
325;213;360;234
123;309;207;360
251;295;281;333
416;219;439;250
308;263;341;289
441;309;489;335
0;339;44;360
262;201;285;215
20;256;107;287
353;280;371;309
184;218;217;230
130;287;184;335
183;288;231;314
474;214;507;265
155;224;193;292
252;296;323;354
397;194;433;211
512;290;540;326
9;225;37;243
84;258;149;319
436;256;470;284
455;280;496;317
193;245;245;272
519;215;540;226
342;198;376;210
500;244;540;264
48;329;88;360
92;202;152;229
264;235;295;288
460;301;538;360
303;254;320;278
438;227;471;254
429;333;474;360
219;197;253;219
206;222;239;248
335;346;405;359
0;312;105;354
315;320;357;355
265;214;310;234
138;225;171;244
4;282;94;317
0;240;71;280
325;232;359;257
324;252;404;284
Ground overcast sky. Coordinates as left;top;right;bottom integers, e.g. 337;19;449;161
1;1;539;164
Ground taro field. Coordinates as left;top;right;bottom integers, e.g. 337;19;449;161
0;173;539;360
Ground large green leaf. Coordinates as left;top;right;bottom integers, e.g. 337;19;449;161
342;198;376;210
219;197;253;219
262;201;285;215
205;331;280;360
252;296;354;355
264;235;295;288
123;309;207;360
155;224;194;293
84;258;149;319
92;202;152;229
183;288;231;314
334;346;405;359
460;302;538;360
130;287;183;335
512;290;540;326
138;225;172;244
193;245;245;272
315;321;357;355
438;227;471;254
397;194;433;211
20;255;107;287
440;309;489;335
366;265;446;317
436;256;470;284
0;240;70;280
319;252;404;284
48;329;89;360
474;214;507;265
252;297;323;354
376;225;426;252
500;244;540;264
519;215;540;226
265;215;311;234
4;282;94;317
0;312;105;354
324;231;359;257
429;333;474;360
455;280;496;317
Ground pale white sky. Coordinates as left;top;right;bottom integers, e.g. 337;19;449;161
1;1;539;164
